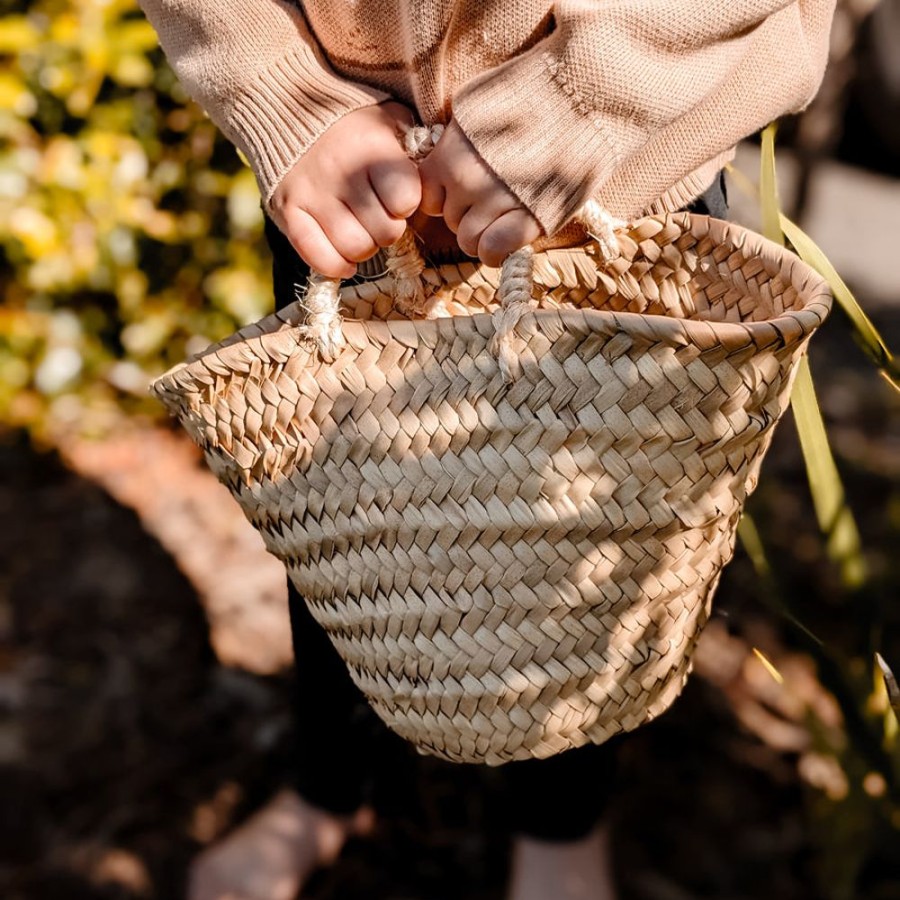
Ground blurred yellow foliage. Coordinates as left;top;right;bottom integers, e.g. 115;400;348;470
0;0;271;438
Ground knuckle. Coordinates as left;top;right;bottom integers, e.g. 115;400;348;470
300;248;330;274
444;202;467;234
418;185;443;217
269;181;303;217
284;230;312;262
416;155;436;182
284;228;352;279
457;237;475;258
312;250;356;279
398;180;423;215
297;247;329;273
268;191;288;215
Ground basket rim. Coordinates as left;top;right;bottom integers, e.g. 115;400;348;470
150;212;832;392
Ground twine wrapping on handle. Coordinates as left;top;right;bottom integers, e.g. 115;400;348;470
490;246;535;383
385;229;427;317
297;271;344;361
385;124;446;317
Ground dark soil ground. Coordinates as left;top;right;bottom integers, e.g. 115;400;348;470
2;307;899;900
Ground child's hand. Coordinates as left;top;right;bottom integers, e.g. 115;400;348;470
418;120;541;267
268;102;421;279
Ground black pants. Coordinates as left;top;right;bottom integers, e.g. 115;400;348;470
267;174;727;841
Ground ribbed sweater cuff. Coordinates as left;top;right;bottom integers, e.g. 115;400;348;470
643;151;735;217
452;53;642;237
227;44;391;208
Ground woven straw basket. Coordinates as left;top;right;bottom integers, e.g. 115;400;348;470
152;211;831;765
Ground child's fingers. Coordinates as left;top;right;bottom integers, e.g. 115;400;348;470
282;207;356;280
477;209;542;268
343;178;408;248
314;201;380;264
441;196;470;235
368;158;421;219
456;199;522;259
418;171;446;218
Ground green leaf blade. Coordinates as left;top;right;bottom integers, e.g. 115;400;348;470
790;357;867;589
760;124;784;247
779;215;900;392
759;122;868;590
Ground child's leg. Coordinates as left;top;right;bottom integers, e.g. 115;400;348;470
188;218;390;900
286;581;377;812
188;580;381;900
507;825;617;900
189;554;389;900
187;788;370;900
267;208;405;812
500;740;620;842
498;741;621;900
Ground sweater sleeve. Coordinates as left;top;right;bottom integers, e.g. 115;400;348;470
137;0;391;205
452;0;836;235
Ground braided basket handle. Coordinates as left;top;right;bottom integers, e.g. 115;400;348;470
490;202;624;381
299;124;626;379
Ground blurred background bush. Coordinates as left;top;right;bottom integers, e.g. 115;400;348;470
1;1;899;898
0;0;271;442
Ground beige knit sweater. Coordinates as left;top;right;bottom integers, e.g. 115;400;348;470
138;0;835;236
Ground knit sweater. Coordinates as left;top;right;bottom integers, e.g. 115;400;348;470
138;0;835;236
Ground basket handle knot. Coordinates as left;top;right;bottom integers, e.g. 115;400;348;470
580;200;627;263
300;123;627;378
299;272;344;363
